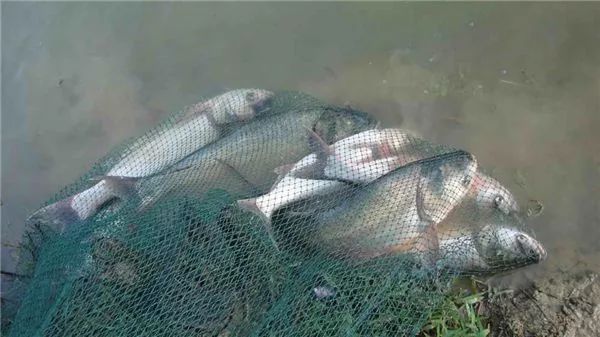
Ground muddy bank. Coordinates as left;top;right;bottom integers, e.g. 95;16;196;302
485;270;600;337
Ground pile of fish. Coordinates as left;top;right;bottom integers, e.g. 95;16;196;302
28;89;546;275
238;128;546;274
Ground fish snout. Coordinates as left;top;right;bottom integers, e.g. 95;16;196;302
517;233;547;263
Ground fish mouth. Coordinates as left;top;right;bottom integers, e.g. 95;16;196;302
517;236;548;263
535;244;548;263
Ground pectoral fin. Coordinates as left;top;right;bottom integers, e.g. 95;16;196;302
212;159;260;196
305;127;332;160
415;179;440;268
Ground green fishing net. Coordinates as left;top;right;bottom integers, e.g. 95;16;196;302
5;90;545;337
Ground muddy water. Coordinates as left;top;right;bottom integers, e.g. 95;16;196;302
2;3;599;287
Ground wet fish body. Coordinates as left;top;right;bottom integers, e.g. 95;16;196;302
323;128;436;183
311;151;478;260
28;89;275;229
238;128;442;221
109;88;275;178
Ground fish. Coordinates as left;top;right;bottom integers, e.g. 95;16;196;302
109;88;275;178
301;168;545;274
309;150;478;261
27;89;275;230
237;128;444;222
388;168;531;273
321;128;439;183
421;170;536;274
434;219;547;275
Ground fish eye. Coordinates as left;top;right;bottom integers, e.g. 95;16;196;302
462;175;471;186
494;195;504;207
245;91;257;102
517;234;527;241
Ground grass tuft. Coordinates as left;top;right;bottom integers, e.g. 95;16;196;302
419;279;490;337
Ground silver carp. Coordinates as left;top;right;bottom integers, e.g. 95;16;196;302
110;89;275;178
310;151;478;261
420;170;537;274
27;89;274;229
434;219;547;275
238;128;440;222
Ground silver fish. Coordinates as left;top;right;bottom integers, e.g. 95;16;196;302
27;89;274;230
367;170;538;274
435;221;547;275
322;128;436;183
237;128;440;222
311;151;478;261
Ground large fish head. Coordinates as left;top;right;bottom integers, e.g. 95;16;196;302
477;223;547;272
314;107;377;144
464;172;525;229
471;172;519;214
231;88;275;121
245;88;275;113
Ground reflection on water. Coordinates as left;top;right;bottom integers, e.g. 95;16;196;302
2;3;599;287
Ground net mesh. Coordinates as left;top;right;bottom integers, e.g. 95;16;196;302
6;90;545;337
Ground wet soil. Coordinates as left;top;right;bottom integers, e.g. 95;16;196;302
485;270;600;337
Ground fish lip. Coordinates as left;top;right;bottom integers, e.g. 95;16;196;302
536;244;548;262
517;236;547;263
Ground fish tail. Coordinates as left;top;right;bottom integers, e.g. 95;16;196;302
237;198;280;251
27;178;138;232
237;198;271;223
26;196;80;232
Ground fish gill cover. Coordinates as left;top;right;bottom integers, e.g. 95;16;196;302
6;90;546;337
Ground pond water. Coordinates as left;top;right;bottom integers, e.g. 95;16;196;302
2;2;599;288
